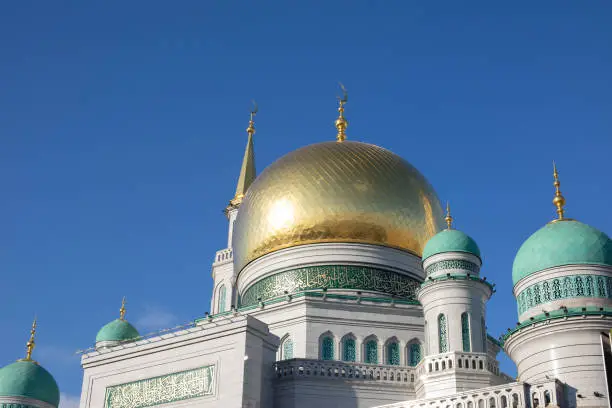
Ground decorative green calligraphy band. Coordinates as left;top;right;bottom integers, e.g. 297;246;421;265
104;365;215;408
516;274;612;315
239;265;420;307
425;259;479;276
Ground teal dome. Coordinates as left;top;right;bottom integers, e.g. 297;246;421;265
0;360;60;407
422;229;481;260
512;220;612;285
96;319;140;343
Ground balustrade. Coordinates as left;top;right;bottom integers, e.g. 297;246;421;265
214;248;233;263
274;358;416;386
374;379;562;408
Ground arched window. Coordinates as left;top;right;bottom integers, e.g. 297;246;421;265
478;400;485;408
218;285;227;313
501;395;508;408
597;277;607;297
544;391;551;407
321;336;334;360
461;312;471;352
438;314;448;353
585;276;594;296
387;342;400;365
576;276;585;296
468;401;473;408
343;337;356;362
533;284;541;304
552;279;561;299
281;336;293;360
481;317;487;352
365;339;378;364
512;394;519;408
409;342;422;367
489;397;496;408
542;281;551;301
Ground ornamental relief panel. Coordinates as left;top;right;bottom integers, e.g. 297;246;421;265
239;265;420;306
105;365;215;408
425;259;479;275
516;274;612;315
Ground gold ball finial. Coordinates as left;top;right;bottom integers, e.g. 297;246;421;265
335;83;348;142
445;201;453;230
551;161;566;221
119;296;127;321
19;317;37;363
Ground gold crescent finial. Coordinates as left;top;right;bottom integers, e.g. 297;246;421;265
445;201;453;230
119;296;127;320
335;83;348;142
247;100;257;136
552;161;566;221
20;317;37;362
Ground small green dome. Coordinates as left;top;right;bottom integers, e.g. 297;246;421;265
512;220;612;285
422;228;481;260
0;360;60;407
96;319;140;343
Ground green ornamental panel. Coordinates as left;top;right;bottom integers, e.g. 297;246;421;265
425;259;479;276
105;366;215;408
516;274;612;315
239;265;420;306
0;405;39;408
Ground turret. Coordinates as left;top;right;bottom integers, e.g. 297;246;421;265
211;104;257;314
504;163;612;408
416;204;501;398
0;318;61;408
95;297;140;350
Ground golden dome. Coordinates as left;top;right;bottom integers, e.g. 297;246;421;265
233;141;445;271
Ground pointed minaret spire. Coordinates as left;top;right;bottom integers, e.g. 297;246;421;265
228;102;257;210
552;161;567;221
119;296;127;321
19;317;37;363
335;83;348;142
445;201;454;230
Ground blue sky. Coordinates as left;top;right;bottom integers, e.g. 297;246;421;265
1;1;611;401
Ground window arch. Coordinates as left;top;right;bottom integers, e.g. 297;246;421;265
280;335;293;360
438;314;448;353
320;333;335;360
408;341;422;367
461;312;471;352
385;338;400;365
341;334;356;362
218;284;227;313
364;336;378;364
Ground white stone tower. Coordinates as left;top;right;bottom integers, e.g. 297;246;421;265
210;107;257;315
503;164;612;408
416;204;503;398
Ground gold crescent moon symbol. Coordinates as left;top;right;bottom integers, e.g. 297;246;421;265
338;82;348;103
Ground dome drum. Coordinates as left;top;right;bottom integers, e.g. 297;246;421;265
513;264;612;323
235;242;426;307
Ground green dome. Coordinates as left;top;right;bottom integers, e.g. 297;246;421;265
96;319;140;343
422;229;481;260
512;220;612;285
0;360;60;407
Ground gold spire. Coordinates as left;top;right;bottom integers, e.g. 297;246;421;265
228;102;257;209
335;83;348;142
119;296;126;320
445;201;453;230
551;161;567;221
19;317;37;362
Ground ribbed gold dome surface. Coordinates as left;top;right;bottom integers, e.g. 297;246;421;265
233;141;445;272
